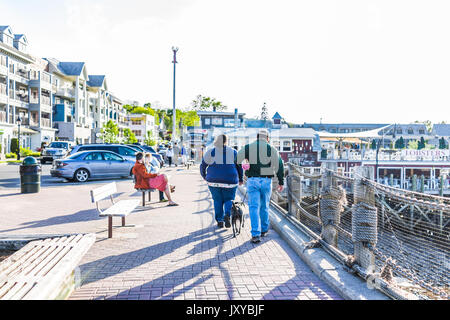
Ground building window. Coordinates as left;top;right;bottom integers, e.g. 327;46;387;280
272;140;280;151
419;129;425;135
211;117;222;125
408;128;413;134
132;130;142;137
204;118;211;125
131;120;142;125
282;140;292;152
397;129;402;134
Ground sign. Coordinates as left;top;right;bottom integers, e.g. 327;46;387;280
401;149;450;158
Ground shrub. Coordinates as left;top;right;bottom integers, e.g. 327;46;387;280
10;138;19;155
6;153;17;159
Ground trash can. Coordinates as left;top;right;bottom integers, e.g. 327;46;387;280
20;157;41;194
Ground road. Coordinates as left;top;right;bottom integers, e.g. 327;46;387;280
0;163;132;190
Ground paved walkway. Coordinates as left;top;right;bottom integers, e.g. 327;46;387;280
0;166;342;300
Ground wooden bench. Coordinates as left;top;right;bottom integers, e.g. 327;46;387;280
90;182;140;238
0;234;96;300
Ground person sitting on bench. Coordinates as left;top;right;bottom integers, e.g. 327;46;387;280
133;152;178;207
144;152;170;203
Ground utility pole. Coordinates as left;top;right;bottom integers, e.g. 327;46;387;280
172;46;179;144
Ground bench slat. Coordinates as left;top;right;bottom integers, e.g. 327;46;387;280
0;238;54;279
23;234;96;300
90;182;117;203
99;200;140;217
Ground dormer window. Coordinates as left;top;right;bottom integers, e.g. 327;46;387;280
408;128;413;134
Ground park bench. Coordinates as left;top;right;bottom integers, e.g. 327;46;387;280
90;182;140;238
0;234;96;300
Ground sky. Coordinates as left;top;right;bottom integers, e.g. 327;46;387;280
1;0;450;124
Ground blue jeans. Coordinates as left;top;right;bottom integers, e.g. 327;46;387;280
247;177;272;237
208;186;237;223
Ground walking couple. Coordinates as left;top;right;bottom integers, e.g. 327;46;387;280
200;130;284;243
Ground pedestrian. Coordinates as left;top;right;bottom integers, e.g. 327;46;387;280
180;144;187;166
133;152;178;206
173;143;181;167
144;153;167;203
200;134;243;229
166;146;173;167
237;130;284;243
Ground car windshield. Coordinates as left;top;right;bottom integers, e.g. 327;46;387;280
48;142;69;149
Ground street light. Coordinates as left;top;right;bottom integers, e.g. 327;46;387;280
16;115;22;161
171;46;179;144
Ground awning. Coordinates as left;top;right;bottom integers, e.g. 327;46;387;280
13;127;39;134
320;137;369;144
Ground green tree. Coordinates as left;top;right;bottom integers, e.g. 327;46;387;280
418;137;426;150
100;120;119;143
10;138;19;155
370;139;377;150
144;130;156;146
395;136;405;149
191;95;227;111
123;128;138;144
439;137;448;149
414;120;433;133
408;140;419;150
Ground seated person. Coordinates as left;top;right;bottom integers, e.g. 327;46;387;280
144;153;175;203
133;152;178;207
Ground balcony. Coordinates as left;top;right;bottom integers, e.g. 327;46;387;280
0;111;6;123
41;118;51;128
41;96;51;106
56;88;75;99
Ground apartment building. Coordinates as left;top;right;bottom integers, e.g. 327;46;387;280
0;25;57;154
128;113;157;145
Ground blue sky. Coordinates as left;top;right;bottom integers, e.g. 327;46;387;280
1;0;449;124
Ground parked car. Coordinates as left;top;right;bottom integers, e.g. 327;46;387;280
50;151;135;182
125;144;164;167
70;144;139;162
40;141;74;164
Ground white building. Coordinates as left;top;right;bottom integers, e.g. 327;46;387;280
128;113;158;145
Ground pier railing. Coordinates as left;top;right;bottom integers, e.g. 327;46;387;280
269;161;449;300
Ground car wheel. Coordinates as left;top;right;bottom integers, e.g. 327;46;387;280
74;169;89;183
41;160;46;165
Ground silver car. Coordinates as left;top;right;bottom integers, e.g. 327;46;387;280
50;150;135;182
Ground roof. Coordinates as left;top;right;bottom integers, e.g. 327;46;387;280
14;34;26;41
432;124;450;137
272;112;282;120
317;124;394;139
87;75;105;87
197;111;246;116
213;127;317;139
244;119;273;128
0;26;11;32
58;62;85;76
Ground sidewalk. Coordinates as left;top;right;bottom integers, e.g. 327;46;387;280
0;166;342;300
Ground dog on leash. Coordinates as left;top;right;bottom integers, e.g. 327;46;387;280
230;201;245;237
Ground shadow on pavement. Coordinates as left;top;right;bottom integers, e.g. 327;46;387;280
0;208;105;234
77;227;218;287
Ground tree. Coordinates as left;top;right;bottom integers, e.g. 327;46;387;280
395;136;405;149
260;102;269;120
418;137;426;150
10;138;19;155
370;139;377;150
191;95;227;112
439;137;448;149
100;120;119;143
414;120;432;133
144;130;156;146
123;128;138;144
408;140;419;150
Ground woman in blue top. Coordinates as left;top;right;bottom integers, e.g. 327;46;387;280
200;134;244;229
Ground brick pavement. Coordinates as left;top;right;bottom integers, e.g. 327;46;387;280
0;165;342;300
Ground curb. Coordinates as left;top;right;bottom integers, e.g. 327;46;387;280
237;186;389;300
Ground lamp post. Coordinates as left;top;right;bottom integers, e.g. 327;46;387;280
172;46;179;144
16;115;22;161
